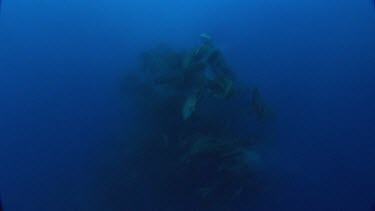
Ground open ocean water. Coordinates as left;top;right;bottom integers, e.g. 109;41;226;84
0;0;374;210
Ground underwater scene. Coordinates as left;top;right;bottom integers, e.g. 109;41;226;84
0;0;375;210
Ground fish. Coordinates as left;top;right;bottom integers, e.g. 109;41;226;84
182;94;198;120
250;87;274;123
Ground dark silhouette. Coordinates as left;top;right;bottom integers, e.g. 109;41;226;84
118;35;274;210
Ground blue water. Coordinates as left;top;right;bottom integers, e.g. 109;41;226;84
1;0;375;210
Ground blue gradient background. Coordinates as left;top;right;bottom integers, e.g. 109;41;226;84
0;0;374;210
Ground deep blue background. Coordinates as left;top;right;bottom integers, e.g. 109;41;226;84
1;0;374;210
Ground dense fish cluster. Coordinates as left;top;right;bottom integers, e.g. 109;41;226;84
120;35;274;210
